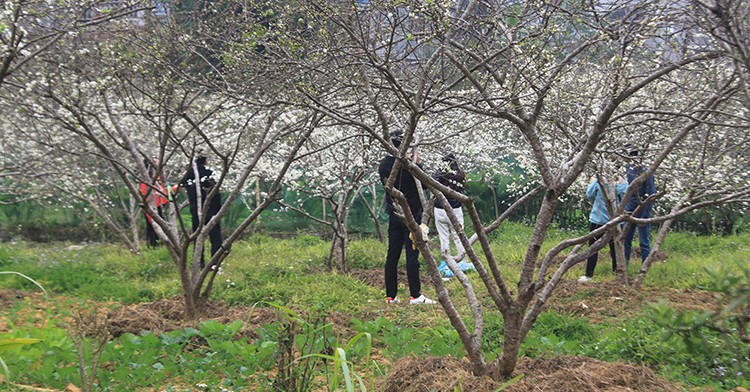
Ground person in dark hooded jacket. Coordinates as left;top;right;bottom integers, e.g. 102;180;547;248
378;131;434;305
623;145;656;264
178;155;223;268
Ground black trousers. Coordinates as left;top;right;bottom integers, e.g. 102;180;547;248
385;213;422;299
191;208;222;268
585;222;617;278
144;206;163;247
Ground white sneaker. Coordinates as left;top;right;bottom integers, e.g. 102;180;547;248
578;276;592;283
409;295;435;304
386;297;400;304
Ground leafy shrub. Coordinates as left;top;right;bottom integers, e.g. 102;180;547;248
0;326;78;389
293;233;325;247
647;261;750;389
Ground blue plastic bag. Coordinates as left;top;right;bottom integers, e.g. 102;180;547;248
438;260;454;277
457;261;475;272
438;260;475;277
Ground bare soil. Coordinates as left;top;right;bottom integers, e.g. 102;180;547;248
103;297;357;339
544;279;719;323
348;264;719;324
383;355;679;392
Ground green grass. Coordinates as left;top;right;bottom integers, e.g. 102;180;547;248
0;242;168;303
0;228;748;391
640;231;750;289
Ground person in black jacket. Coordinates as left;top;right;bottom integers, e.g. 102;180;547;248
179;155;223;269
378;131;434;305
431;153;466;258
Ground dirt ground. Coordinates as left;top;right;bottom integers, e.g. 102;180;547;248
103;297;358;340
542;279;720;323
383;355;680;392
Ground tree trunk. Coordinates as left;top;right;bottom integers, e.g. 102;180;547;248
184;292;207;320
331;194;350;271
336;228;348;271
613;238;628;285
128;196;141;253
183;281;200;320
326;220;348;272
632;218;673;289
519;190;558;293
255;176;262;229
492;311;523;379
613;226;628;285
328;220;348;271
326;236;336;271
322;197;329;237
490;191;559;379
490;179;499;219
632;195;689;289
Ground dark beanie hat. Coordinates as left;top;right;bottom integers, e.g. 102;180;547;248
390;131;403;148
624;144;639;156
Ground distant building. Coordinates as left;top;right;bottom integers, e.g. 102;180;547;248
83;1;170;25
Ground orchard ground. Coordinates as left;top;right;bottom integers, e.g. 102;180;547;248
0;224;748;391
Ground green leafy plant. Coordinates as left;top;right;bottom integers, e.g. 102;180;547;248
0;338;42;378
649;262;749;349
259;303;377;392
351;316;465;359
0;271;46;380
315;331;373;392
520;311;595;358
647;262;750;388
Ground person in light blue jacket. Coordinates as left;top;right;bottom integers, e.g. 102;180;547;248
579;176;627;282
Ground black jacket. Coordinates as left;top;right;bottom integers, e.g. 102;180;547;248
180;164;221;212
432;162;465;209
378;155;423;217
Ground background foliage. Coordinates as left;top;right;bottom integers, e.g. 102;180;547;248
3;172;744;243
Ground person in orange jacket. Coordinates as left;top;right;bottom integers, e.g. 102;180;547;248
139;159;168;247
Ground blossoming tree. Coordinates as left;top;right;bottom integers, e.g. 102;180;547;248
0;0;152;203
7;3;316;318
279;124;383;270
240;0;750;378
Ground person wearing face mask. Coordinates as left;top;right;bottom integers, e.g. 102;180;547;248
378;131;435;305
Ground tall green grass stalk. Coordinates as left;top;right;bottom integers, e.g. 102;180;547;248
265;302;375;392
